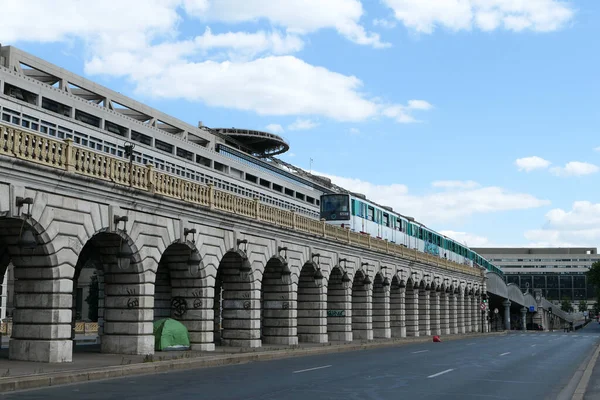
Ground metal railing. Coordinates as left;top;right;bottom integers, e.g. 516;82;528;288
0;123;481;277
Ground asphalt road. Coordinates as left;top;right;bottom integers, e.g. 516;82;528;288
3;327;599;400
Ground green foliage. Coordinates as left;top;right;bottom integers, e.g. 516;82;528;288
561;297;574;313
579;300;588;312
85;273;99;322
586;261;600;289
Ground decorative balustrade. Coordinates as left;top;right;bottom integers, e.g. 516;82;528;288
0;123;481;277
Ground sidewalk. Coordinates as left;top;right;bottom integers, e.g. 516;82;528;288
0;332;505;393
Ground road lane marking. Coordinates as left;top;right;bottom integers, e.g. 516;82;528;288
412;350;429;354
531;344;537;347
499;352;511;356
293;365;332;374
428;369;454;378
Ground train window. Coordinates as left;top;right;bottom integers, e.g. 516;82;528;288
383;213;390;227
367;206;374;221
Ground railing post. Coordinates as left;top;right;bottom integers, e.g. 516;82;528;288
321;218;326;237
386;240;389;253
208;184;215;209
254;197;260;220
64;138;75;172
11;128;21;157
346;226;351;244
368;234;372;249
146;164;155;193
291;210;297;230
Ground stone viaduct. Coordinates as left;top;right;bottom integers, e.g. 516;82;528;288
1;123;576;364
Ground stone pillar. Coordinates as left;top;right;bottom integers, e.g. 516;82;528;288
102;278;155;355
260;264;297;346
405;286;419;337
373;284;390;339
503;299;511;331
351;282;373;341
390;285;405;338
465;295;472;333
327;283;351;342
441;291;450;335
9;265;74;363
472;296;480;333
521;307;527;331
418;288;430;336
430;290;441;336
457;292;465;334
450;292;458;334
297;276;327;344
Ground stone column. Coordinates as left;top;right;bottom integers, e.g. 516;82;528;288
418;288;430;336
327;284;352;342
465;295;472;333
503;299;511;331
521;307;527;331
457;292;465;334
430;290;441;336
390;285;405;338
450;292;458;334
373;285;391;339
9;264;74;363
441;291;450;335
405;286;419;337
351;283;373;340
472;297;480;333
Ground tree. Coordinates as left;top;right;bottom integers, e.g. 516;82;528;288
561;297;574;313
587;261;600;290
579;300;588;313
85;273;99;322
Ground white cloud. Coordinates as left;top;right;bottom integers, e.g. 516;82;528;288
287;119;320;131
515;156;551;172
349;127;360;135
184;0;390;48
594;146;600;152
438;230;490;247
524;201;600;247
266;124;284;134
381;100;434;123
550;161;599;177
3;1;430;123
432;180;479;189
383;0;575;34
373;18;397;29
317;172;550;223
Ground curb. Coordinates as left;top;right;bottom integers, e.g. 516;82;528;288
572;341;600;400
0;332;505;393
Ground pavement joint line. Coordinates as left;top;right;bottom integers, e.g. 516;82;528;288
412;350;429;354
0;332;506;394
572;340;600;400
292;365;332;374
499;352;511;356
427;369;454;378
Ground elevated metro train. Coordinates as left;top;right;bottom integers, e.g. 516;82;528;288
320;193;503;275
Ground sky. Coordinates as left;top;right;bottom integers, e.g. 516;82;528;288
2;0;599;249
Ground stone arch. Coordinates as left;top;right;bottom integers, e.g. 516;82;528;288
351;270;373;341
214;249;260;347
439;280;451;335
0;215;76;362
297;261;327;343
155;240;212;351
260;256;296;345
390;275;406;338
405;277;419;337
372;272;390;338
429;281;441;336
418;279;431;336
74;229;154;356
327;266;351;342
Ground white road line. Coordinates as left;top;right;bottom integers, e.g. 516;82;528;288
500;352;511;356
293;365;332;374
428;369;454;378
531;344;537;347
412;350;429;354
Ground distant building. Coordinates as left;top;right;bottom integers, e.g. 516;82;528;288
472;247;599;307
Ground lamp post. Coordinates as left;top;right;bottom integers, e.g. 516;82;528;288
312;253;324;288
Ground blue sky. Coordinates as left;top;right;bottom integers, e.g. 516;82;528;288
4;0;598;248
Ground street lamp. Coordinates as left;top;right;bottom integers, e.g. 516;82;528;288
361;262;372;286
381;266;391;289
339;258;352;290
237;239;252;277
279;247;292;285
114;215;132;270
312;253;324;288
16;197;37;250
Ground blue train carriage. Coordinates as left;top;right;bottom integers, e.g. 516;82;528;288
320;193;476;267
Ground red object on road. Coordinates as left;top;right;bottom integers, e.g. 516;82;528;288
433;335;441;342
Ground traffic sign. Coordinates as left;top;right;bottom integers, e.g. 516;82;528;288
529;306;535;312
480;302;485;310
